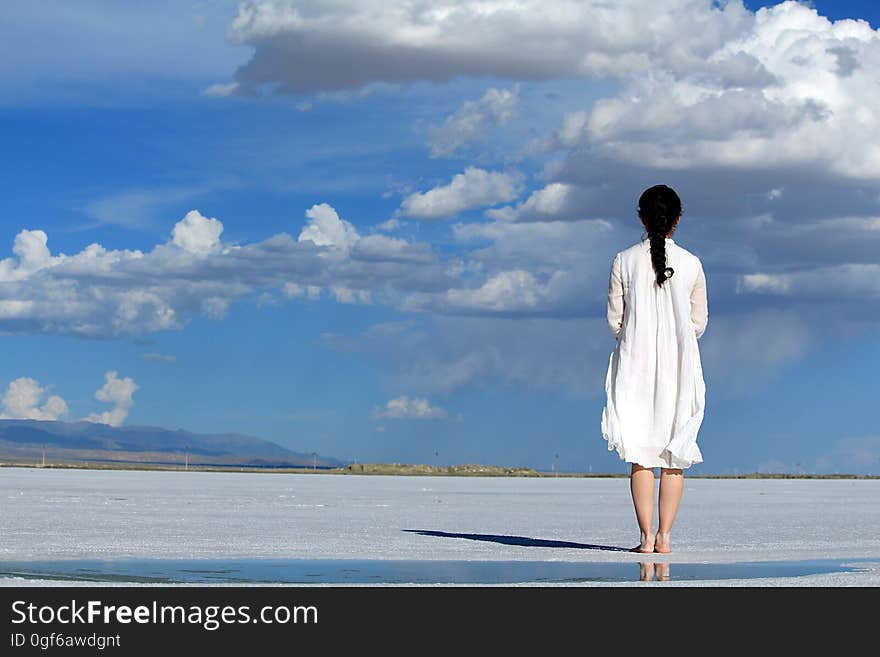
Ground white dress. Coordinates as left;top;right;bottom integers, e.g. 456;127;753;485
600;237;708;469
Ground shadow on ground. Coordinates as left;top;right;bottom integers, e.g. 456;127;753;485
404;529;630;552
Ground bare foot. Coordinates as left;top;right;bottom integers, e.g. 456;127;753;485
631;532;655;553
654;531;671;554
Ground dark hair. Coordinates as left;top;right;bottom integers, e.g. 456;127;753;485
638;184;682;287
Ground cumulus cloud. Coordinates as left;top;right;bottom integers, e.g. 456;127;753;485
0;372;139;426
427;84;520;158
13;230;52;269
0;377;69;421
392;216;619;322
351;235;436;263
578;2;880;178
452;216;616;274
738;264;880;299
371;396;449;420
84;371;138;427
403;270;546;315
372;217;403;232
0;205;448;339
485;183;587;223
297;203;360;253
213;0;754;96
827;45;860;77
0;230;52;281
398;167;524;220
171;210;224;255
525;110;589;154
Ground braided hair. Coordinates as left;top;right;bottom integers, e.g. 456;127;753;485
638;184;681;288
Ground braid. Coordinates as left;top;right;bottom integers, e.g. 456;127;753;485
638;185;681;288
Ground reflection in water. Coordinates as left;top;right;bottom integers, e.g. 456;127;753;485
0;557;859;585
639;562;671;582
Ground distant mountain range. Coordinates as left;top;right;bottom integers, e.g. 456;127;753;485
0;419;345;469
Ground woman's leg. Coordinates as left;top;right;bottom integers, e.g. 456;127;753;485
630;463;656;552
656;468;684;553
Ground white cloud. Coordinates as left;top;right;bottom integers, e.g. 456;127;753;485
84;371;138;427
427;84;520;158
371;396;448;420
216;1;880;180
525;110;589;154
0;370;138;428
404;270;545;315
0;204;447;338
297;203;360;253
399;167;523;220
453;216;615;275
171;209;224;255
580;2;880;178
13;229;51;269
397;215;616;319
372;217;403;232
215;0;753;96
0;377;69;421
485;183;583;222
351;234;435;263
0;230;52;281
0;300;34;318
738;264;880;298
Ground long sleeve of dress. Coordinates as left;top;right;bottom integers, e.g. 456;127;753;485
607;253;624;339
691;262;708;339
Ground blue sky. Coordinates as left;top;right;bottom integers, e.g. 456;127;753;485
1;1;879;474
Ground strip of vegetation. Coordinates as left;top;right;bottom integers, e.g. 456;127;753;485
1;458;877;479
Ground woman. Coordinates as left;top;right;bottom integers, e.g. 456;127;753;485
600;184;708;554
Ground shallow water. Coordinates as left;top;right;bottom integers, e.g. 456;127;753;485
0;558;862;585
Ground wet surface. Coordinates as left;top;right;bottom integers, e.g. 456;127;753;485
0;557;865;584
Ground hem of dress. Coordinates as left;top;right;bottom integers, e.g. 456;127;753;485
659;445;703;470
602;433;702;469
